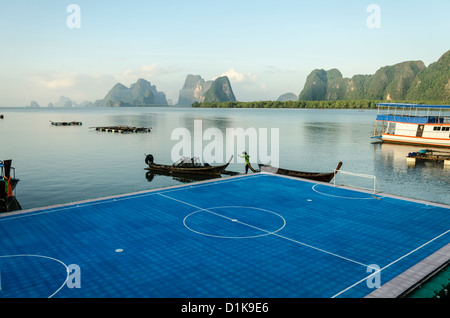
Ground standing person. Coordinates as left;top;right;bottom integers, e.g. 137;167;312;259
239;151;256;174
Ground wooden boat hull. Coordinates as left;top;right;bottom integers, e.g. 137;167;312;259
259;162;343;183
146;155;233;176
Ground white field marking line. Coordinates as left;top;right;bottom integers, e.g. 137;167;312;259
0;173;264;222
158;193;372;270
159;173;263;195
312;184;376;200
331;227;450;298
0;254;69;298
276;172;449;209
0;193;159;222
270;232;372;269
158;193;231;222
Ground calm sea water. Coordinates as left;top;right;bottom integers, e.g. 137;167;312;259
1;106;449;209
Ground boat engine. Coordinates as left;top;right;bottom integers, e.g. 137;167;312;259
145;154;154;165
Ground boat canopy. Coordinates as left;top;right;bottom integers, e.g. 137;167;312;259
376;103;450;109
376;115;445;124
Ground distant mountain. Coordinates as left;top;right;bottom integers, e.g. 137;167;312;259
55;96;75;107
177;74;237;105
202;76;236;103
95;78;168;107
177;74;213;105
29;101;40;108
78;100;94;107
299;49;450;101
406;50;450;101
299;69;329;101
46;96;93;107
277;92;298;101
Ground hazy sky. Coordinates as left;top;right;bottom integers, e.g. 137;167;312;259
0;0;449;106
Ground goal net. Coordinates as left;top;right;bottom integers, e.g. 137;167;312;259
333;170;381;194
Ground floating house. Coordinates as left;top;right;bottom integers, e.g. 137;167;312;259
373;103;450;148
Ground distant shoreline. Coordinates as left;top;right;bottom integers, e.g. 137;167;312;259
192;100;450;109
0;104;178;109
3;100;450;110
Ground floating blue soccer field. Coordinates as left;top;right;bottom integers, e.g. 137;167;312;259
0;173;449;298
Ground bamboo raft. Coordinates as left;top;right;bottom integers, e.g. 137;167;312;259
91;126;152;133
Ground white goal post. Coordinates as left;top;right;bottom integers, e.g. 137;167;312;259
333;170;381;194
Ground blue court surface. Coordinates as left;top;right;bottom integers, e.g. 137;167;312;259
0;173;449;298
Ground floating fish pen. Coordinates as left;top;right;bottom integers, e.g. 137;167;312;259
92;126;152;133
50;121;82;126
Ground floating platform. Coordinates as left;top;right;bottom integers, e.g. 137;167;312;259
0;173;449;298
50;121;82;126
92;125;151;133
406;149;450;167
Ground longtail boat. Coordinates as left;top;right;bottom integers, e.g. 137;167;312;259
145;154;233;176
1;159;22;213
258;162;343;183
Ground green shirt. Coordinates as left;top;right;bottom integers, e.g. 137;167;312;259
239;154;250;164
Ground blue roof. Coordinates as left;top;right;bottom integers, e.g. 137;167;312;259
376;114;428;124
376;103;450;109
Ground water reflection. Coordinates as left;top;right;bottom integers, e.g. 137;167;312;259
144;169;242;184
377;143;449;171
145;170;221;184
373;143;450;204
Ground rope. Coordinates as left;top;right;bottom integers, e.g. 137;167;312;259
3;176;13;197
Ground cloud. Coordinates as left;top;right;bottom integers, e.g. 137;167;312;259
116;63;179;85
221;68;258;83
29;73;78;89
27;72;116;104
264;65;297;74
216;68;274;101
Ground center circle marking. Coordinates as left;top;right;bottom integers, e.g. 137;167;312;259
183;206;286;239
